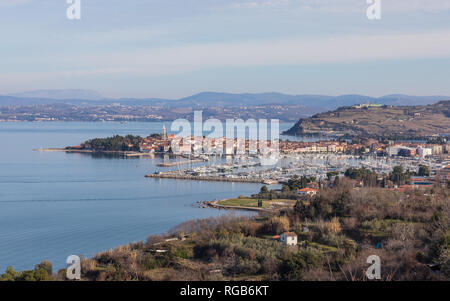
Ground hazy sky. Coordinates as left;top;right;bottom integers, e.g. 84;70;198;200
0;0;449;98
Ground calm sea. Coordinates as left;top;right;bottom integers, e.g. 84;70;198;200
0;121;293;272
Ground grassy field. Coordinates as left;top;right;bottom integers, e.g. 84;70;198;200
360;219;416;238
307;242;339;253
218;198;297;209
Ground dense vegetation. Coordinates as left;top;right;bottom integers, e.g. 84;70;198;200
73;135;143;152
1;261;53;281
2;173;448;281
284;175;316;191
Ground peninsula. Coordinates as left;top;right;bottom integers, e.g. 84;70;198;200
283;101;450;140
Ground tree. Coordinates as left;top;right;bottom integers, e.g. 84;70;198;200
417;165;431;177
33;269;51;281
258;199;263;208
287;175;315;191
279;250;322;280
81;135;143;152
327;171;339;181
35;260;52;277
260;186;269;194
16;270;36;281
294;200;312;220
0;266;18;281
390;165;411;185
392;165;403;175
345;168;378;187
281;184;290;193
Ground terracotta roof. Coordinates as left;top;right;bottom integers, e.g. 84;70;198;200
297;188;319;192
282;232;297;237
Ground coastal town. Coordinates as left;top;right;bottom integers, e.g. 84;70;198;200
34;122;447;192
135;126;450;190
3;0;450;286
26;113;449;283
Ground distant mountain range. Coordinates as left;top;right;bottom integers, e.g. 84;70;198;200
9;89;104;100
1;90;449;110
173;92;449;108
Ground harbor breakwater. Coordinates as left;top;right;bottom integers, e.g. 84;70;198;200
145;173;276;184
157;159;205;167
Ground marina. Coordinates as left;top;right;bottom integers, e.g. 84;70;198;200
146;153;449;184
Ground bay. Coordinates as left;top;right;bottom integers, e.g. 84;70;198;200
0;121;293;272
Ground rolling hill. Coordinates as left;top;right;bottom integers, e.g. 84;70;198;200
283;101;450;139
1;91;448;110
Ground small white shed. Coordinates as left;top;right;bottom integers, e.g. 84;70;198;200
280;232;298;246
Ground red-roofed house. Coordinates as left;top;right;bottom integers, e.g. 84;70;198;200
297;188;319;196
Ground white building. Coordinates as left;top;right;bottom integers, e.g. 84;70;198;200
386;145;402;156
432;145;443;155
280;232;298;246
417;147;432;158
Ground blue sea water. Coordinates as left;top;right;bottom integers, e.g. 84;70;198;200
0;121;293;272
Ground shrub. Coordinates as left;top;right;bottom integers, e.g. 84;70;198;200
262;216;290;234
278;249;323;280
317;233;349;249
0;267;18;281
35;260;52;276
173;246;192;259
325;217;342;234
236;260;261;275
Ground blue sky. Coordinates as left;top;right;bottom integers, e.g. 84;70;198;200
0;0;449;98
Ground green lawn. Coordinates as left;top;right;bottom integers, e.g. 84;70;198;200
219;198;297;209
219;198;258;207
307;242;338;253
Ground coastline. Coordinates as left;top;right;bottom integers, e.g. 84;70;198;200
33;147;156;157
199;199;274;212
